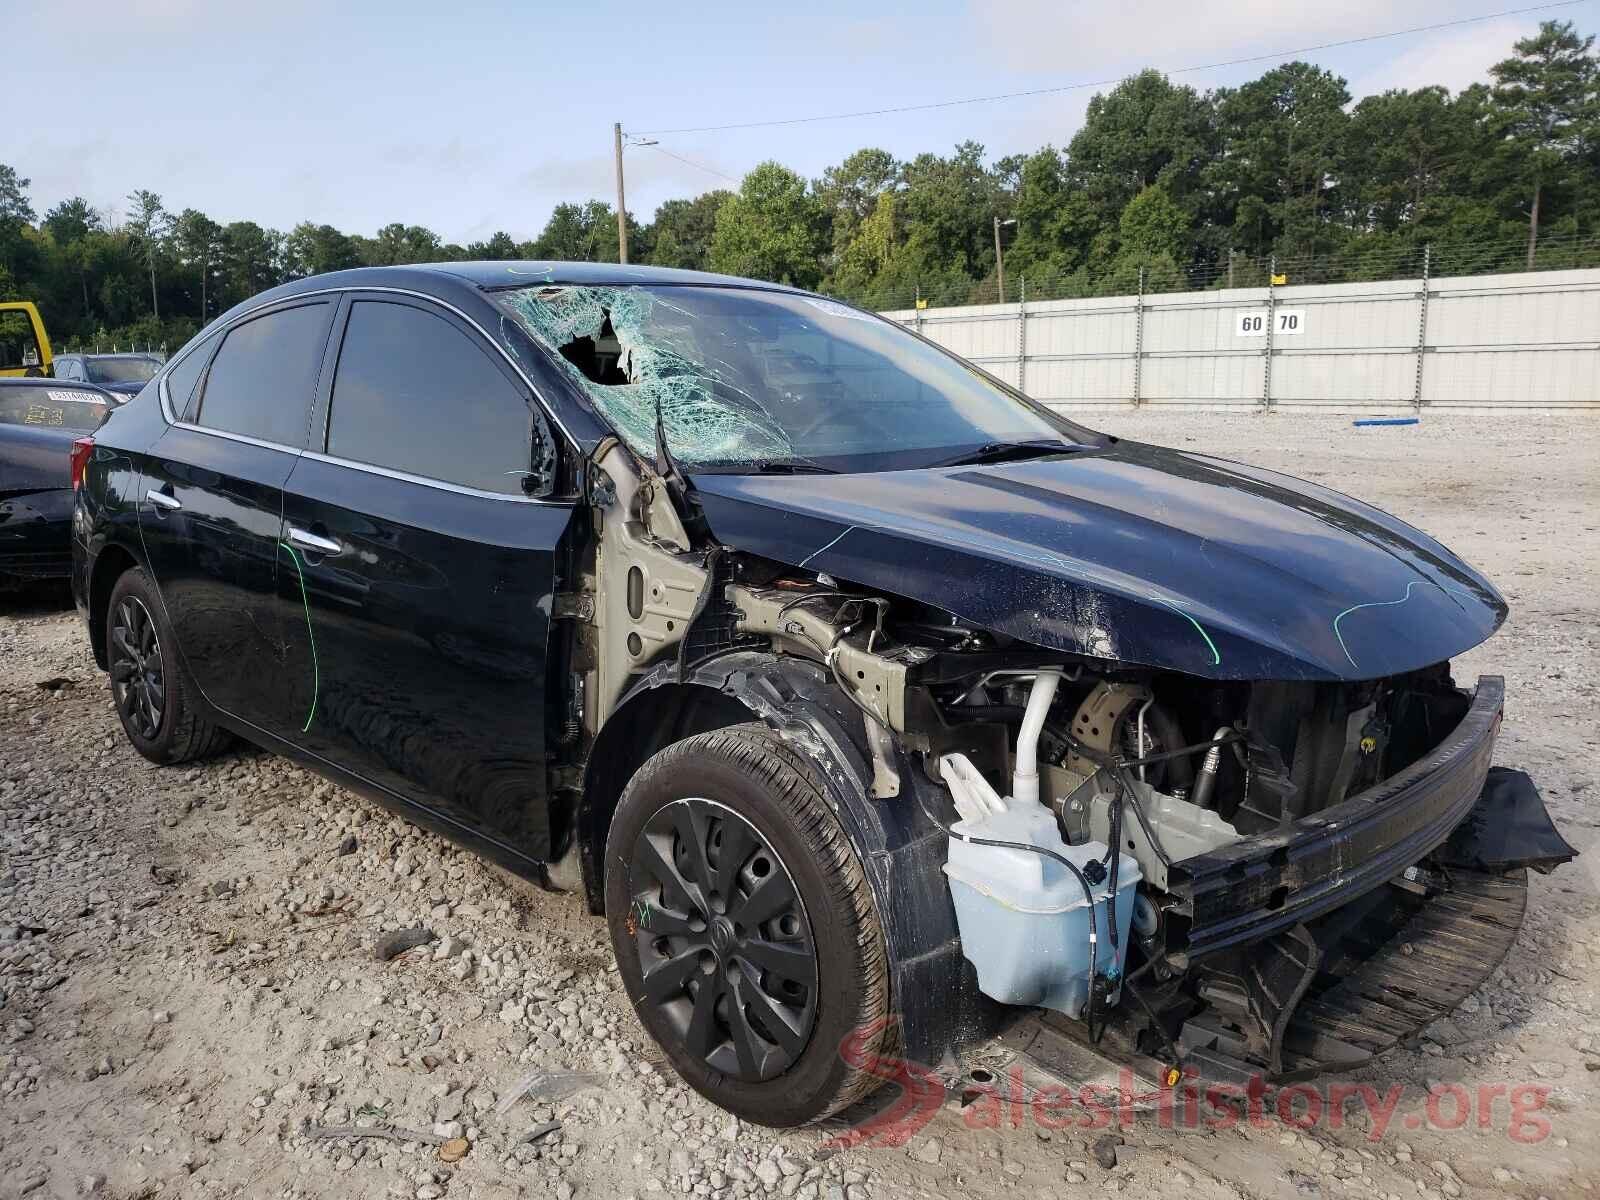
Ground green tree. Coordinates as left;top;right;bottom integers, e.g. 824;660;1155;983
466;230;519;259
895;142;1004;280
1208;63;1350;257
709;163;826;287
1117;183;1190;262
283;222;359;278
0;165;37;278
1066;71;1216;224
43;197;100;246
40;199;104;323
827;191;899;298
1490;20;1599;265
1005;148;1100;280
815;148;898;259
124;190;170;321
1341;88;1484;232
645;191;731;270
360;222;443;266
218;222;283;308
173;209;225;320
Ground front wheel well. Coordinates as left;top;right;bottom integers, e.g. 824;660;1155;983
88;543;140;669
575;681;756;913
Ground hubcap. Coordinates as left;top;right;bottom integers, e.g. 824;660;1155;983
110;596;164;740
627;798;818;1082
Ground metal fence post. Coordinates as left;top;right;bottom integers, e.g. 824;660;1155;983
1412;244;1432;410
1263;254;1276;409
1132;265;1146;406
1017;275;1028;394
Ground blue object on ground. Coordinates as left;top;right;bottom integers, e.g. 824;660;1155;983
1352;417;1420;427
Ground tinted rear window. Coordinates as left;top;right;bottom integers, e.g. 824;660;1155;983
163;328;223;421
0;388;107;430
88;356;161;384
326;300;532;494
196;303;330;445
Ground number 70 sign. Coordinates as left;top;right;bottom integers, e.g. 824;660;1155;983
1236;310;1304;336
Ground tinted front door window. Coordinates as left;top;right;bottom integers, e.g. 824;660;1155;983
327;300;532;493
196;302;330;446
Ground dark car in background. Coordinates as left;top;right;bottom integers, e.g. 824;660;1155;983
52;353;163;403
1;377;112;587
69;262;1574;1127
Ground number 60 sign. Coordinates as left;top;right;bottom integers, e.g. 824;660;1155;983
1236;310;1304;336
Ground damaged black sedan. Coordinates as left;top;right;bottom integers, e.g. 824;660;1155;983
71;262;1575;1127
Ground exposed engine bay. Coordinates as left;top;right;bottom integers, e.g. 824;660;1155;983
552;439;1576;1091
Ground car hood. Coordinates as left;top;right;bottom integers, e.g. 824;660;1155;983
688;441;1506;681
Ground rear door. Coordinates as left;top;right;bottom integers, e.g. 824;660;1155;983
277;293;573;860
139;300;334;731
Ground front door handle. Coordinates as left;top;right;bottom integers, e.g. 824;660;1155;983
287;526;342;556
146;488;181;512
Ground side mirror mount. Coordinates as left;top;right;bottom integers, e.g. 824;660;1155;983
520;407;559;499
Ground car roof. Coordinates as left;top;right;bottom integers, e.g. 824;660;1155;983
254;260;812;305
417;260;810;292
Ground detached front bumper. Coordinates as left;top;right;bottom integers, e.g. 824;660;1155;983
1169;675;1507;965
1010;698;1573;1087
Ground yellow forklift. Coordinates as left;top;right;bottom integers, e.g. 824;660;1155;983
0;301;52;377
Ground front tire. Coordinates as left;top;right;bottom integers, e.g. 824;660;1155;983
106;567;231;764
605;723;890;1126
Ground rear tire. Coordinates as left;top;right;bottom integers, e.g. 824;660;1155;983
106;567;232;765
605;723;890;1126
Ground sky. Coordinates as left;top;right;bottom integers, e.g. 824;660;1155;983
10;0;1596;245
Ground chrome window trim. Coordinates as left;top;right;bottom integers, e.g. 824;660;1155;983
160;418;299;456
300;449;575;507
156;284;581;504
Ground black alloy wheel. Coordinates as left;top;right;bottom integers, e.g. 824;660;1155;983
627;796;818;1082
110;594;165;740
605;723;890;1126
104;566;232;765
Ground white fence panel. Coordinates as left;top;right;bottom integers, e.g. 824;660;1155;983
884;267;1600;410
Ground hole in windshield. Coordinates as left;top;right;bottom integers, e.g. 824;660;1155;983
498;284;1090;474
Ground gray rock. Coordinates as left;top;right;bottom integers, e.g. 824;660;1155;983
1092;1134;1121;1170
907;1137;942;1165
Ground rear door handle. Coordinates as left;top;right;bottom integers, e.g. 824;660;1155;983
287;526;342;556
145;489;181;512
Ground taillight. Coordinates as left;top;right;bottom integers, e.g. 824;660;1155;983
70;437;94;490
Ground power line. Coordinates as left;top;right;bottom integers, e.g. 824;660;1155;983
643;143;740;184
632;1;1590;136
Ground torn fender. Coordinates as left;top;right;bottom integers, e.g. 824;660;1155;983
583;652;1009;1067
691;441;1507;682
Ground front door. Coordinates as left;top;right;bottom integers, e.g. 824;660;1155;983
139;300;334;730
277;294;573;862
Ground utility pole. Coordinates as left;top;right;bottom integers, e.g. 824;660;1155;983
994;216;1005;303
613;122;629;264
993;217;1016;303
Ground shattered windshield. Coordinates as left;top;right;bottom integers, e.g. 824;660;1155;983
497;284;1088;472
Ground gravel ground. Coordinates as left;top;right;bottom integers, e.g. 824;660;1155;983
2;411;1597;1200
